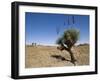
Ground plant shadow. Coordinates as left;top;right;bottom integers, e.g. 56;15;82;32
51;55;70;62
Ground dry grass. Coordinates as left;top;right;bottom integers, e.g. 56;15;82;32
25;44;89;68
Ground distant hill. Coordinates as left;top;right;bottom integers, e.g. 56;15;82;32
77;43;89;46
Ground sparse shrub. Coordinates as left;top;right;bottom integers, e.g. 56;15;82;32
56;28;80;65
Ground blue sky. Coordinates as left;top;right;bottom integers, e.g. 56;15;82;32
25;12;89;46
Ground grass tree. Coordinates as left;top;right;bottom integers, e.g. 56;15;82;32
56;28;80;65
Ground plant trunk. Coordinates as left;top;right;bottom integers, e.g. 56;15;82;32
59;44;76;65
68;49;76;65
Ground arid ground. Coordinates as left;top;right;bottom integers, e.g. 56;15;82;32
25;44;89;68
